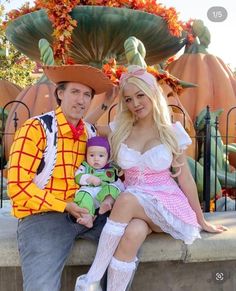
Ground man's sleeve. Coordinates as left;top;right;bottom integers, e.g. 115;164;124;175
7;119;66;213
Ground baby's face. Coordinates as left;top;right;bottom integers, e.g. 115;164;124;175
86;146;108;169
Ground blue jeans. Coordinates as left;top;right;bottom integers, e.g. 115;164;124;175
17;211;108;291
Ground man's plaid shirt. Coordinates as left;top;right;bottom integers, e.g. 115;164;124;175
8;107;88;218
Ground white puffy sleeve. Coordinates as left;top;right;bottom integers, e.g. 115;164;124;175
173;121;192;150
109;121;117;132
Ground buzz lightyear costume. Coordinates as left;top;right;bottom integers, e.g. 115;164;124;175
74;137;121;215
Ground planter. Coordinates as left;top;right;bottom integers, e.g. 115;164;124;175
6;6;187;66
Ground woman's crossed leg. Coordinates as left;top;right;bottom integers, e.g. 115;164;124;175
75;192;162;291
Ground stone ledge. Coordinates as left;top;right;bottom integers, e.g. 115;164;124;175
0;211;235;267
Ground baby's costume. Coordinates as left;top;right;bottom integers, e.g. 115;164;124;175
74;161;121;215
111;121;201;244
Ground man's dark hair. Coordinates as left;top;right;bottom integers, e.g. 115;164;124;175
54;82;68;105
54;82;95;105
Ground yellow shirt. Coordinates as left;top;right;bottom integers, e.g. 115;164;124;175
7;107;87;218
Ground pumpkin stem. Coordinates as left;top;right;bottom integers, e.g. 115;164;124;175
184;19;211;54
37;39;55;84
124;36;147;68
124;37;198;90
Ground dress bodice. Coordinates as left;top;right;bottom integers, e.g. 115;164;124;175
109;121;201;245
113;121;192;172
117;143;173;172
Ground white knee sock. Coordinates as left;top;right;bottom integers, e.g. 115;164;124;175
86;218;128;283
107;257;137;291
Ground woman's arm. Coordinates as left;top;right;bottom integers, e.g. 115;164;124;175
96;125;112;137
176;153;227;233
85;86;118;125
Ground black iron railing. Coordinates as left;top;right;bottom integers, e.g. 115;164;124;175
1;103;236;212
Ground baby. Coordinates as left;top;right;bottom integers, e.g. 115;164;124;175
74;136;122;228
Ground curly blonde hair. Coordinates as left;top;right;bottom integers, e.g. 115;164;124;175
109;76;183;175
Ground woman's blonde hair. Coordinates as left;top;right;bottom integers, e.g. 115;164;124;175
109;76;183;175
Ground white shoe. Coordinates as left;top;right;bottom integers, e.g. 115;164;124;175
74;274;102;291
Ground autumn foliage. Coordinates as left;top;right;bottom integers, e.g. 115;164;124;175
102;58;184;92
5;0;194;64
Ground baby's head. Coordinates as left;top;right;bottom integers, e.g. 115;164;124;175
86;136;110;169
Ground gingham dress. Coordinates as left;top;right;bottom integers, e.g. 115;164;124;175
113;122;201;244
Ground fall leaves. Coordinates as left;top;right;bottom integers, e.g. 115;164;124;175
34;0;78;64
5;0;188;64
102;58;183;93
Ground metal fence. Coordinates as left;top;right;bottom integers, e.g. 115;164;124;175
0;101;30;208
1;102;236;212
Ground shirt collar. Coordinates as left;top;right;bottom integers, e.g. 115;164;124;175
55;107;89;140
55;107;74;136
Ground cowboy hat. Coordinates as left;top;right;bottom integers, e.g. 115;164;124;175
43;64;113;94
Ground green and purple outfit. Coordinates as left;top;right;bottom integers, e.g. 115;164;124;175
74;161;121;215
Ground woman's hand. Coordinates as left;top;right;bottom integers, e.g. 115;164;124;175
103;85;119;107
200;220;228;233
85;85;119;125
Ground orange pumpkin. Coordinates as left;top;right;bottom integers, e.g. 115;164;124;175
4;82;57;159
168;54;236;167
167;53;236;140
167;20;236;146
0;79;22;109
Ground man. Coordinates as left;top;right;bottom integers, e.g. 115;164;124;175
7;64;114;291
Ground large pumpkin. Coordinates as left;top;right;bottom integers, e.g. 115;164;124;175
167;53;236;138
0;79;22;109
167;20;236;146
4;81;57;159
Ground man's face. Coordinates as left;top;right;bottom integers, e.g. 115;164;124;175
58;82;93;126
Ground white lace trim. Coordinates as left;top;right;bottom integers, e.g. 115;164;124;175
107;258;135;291
128;189;201;245
103;218;128;236
110;257;136;272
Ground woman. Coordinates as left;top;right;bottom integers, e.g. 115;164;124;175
76;65;227;291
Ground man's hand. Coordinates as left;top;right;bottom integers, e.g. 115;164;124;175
86;176;101;186
65;202;89;219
